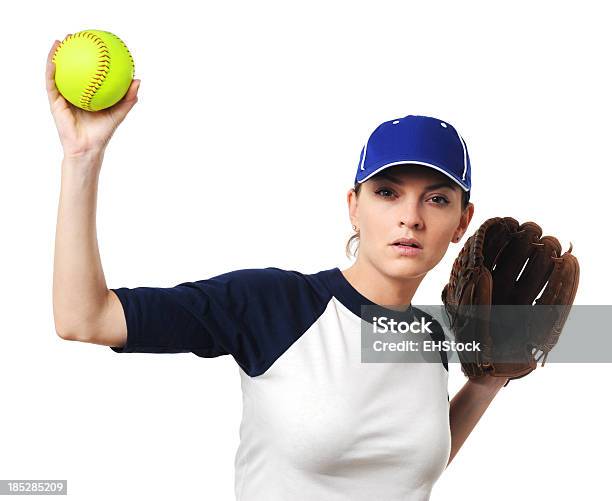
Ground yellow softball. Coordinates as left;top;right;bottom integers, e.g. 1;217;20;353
52;30;135;112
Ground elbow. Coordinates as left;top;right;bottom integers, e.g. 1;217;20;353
53;305;78;340
53;291;112;343
53;303;100;342
54;315;71;340
54;322;77;341
54;318;93;342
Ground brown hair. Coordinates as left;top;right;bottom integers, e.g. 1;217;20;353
345;182;471;258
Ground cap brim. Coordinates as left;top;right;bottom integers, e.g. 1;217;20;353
356;160;470;191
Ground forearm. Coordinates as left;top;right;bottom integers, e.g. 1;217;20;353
53;150;109;338
446;375;508;466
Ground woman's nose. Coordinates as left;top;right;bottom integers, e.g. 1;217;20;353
399;205;424;229
400;218;423;229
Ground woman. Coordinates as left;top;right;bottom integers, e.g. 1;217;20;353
47;37;508;501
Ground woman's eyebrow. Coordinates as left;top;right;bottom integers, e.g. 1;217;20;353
424;181;457;191
376;173;457;191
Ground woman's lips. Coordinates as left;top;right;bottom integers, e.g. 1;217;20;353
391;243;423;256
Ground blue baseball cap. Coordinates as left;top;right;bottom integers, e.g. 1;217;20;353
354;114;471;191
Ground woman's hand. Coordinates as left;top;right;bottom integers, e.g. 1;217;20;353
46;36;141;159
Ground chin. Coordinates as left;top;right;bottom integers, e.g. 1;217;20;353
383;258;428;279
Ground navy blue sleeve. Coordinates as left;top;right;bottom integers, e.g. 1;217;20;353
109;267;331;376
411;306;450;401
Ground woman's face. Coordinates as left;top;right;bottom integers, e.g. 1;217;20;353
348;164;474;279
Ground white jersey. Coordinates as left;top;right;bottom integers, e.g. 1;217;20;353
110;266;451;500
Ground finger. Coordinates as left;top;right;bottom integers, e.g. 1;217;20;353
47;35;74;106
125;79;141;101
46;40;62;105
107;79;140;121
121;79;141;107
111;79;140;114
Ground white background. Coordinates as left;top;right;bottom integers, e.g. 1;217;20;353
1;1;610;499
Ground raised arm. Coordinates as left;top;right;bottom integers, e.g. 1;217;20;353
47;37;140;346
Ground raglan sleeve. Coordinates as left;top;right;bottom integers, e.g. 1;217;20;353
108;267;320;375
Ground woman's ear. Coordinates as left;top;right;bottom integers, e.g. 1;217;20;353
465;202;474;226
455;203;475;241
347;188;358;228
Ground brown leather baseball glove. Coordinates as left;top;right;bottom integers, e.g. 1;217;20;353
441;216;580;385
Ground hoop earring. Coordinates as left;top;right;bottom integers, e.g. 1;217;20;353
352;224;358;232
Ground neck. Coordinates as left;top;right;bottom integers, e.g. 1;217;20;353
340;258;425;309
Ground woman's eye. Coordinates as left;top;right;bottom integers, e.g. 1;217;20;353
430;195;449;205
375;188;395;198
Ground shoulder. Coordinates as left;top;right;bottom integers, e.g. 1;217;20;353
191;266;333;301
189;267;337;376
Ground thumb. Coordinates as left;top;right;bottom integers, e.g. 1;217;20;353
127;78;141;100
108;79;140;119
